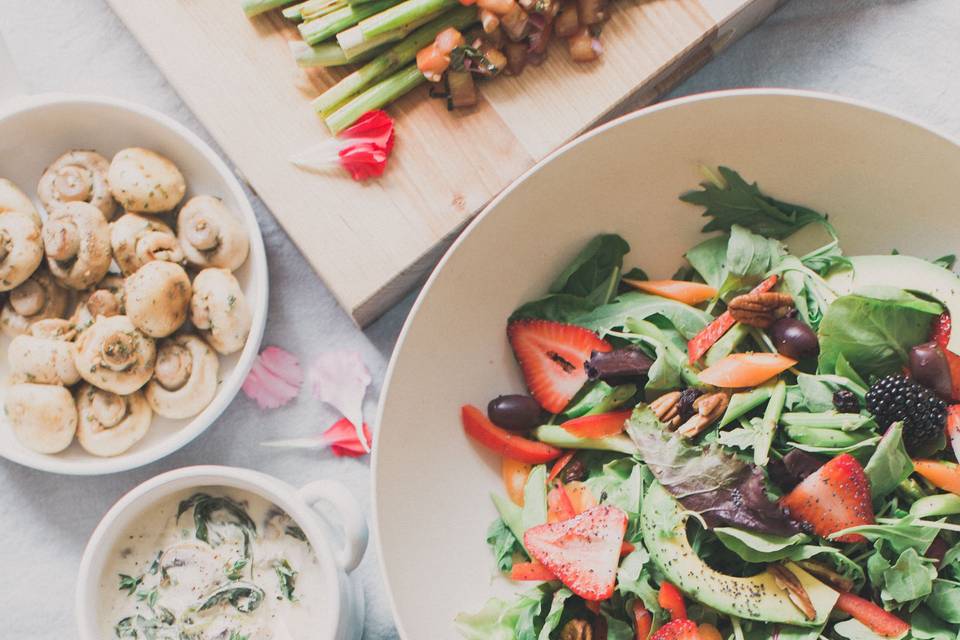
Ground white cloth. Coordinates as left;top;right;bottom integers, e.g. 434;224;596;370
0;0;958;637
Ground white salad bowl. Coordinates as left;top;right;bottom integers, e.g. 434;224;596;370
76;465;368;640
0;93;268;475
372;89;960;638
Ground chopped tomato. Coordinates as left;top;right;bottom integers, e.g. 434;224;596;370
560;409;632;438
565;481;598;514
502;457;531;506
547;483;577;523
835;592;910;638
547;451;576;482
510;560;557;581
913;459;960;495
416;44;449;82
434;27;465;55
461;405;563;464
687;275;778;363
658;582;686;620
697;352;797;388
624;279;717;306
632;601;652;640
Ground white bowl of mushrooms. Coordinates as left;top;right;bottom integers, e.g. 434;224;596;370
0;94;268;475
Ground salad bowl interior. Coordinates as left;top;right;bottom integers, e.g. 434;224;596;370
0;95;268;475
373;90;960;637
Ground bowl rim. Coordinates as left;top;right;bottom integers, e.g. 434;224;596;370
0;92;269;476
370;87;960;638
75;465;344;640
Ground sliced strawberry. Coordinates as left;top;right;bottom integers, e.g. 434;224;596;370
507;319;612;413
658;582;687;620
547;484;576;523
947;405;960;461
632;602;652;640
931;312;960;401
835;593;910;638
649;619;700;640
687;275;778;363
560;409;632;438
780;453;875;543
523;504;628;601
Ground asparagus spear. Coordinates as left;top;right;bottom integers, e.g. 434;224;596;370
242;0;298;17
299;0;400;45
354;0;458;40
315;6;476;113
324;64;425;133
336;10;436;60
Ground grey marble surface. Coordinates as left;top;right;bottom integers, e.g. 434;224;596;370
0;0;958;637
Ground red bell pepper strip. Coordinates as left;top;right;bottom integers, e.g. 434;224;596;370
620;541;636;557
547;484;577;523
461;405;562;464
510;561;557;581
560;409;632;439
835;593;910;638
687;275;779;364
548;451;576;482
632;602;653;640
658;582;687;620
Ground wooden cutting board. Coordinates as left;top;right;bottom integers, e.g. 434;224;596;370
107;0;783;325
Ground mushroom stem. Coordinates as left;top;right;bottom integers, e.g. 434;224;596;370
53;165;93;203
137;231;183;264
100;331;137;371
155;343;193;391
185;218;221;251
43;218;80;261
9;279;46;317
89;390;127;429
86;289;121;319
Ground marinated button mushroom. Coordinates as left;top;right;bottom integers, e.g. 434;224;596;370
177;195;249;272
37;150;117;220
0;178;41;227
5;383;77;453
30;318;77;341
125;262;192;338
9;333;81;386
0;208;44;292
108;147;186;213
191;268;251;355
146;334;219;419
0;270;70;337
42;201;111;290
76;385;152;457
73;315;156;395
71;274;125;333
110;212;184;275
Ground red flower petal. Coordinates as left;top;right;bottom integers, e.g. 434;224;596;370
242;346;304;409
338;143;390;181
339;110;395;153
323;418;373;457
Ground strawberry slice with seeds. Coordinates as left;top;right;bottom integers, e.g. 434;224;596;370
507;319;612;413
523;504;627;601
931;312;960;401
649;619;700;640
780;453;875;543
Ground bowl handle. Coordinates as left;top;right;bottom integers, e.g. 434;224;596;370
298;479;369;573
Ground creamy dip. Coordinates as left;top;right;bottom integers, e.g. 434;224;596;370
99;487;328;640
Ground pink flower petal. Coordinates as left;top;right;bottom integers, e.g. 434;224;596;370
242;346;304;409
308;350;371;451
323;418;373;457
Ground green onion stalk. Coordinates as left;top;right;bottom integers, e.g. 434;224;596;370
298;0;400;45
352;0;458;40
242;0;298;17
290;40;388;67
323;63;425;133
315;6;477;113
336;10;436;60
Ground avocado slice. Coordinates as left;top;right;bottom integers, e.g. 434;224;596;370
641;481;838;626
826;255;960;355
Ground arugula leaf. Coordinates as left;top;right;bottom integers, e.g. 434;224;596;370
713;527;809;563
932;254;957;270
549;234;630;305
536;588;573;640
455;587;552;640
684;235;728;290
794;373;867;412
510;293;595;324
578;292;712;339
833;617;891;640
878;547;937;607
486;517;522;572
910;606;960;640
836;516;940;555
679;166;829;239
818;293;940;377
800;235;852;276
725;224;786;282
927;579;960;623
863;423;914;500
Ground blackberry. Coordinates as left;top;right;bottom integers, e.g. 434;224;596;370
833;389;860;414
866;375;946;453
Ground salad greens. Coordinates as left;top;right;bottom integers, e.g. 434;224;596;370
459;166;960;640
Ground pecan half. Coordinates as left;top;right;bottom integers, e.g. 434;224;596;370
768;563;817;621
729;292;795;328
650;390;682;427
676;390;730;437
560;619;593;640
796;559;855;593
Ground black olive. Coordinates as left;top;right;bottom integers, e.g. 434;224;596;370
584;346;653;385
768;317;819;360
560;459;587;483
487;394;543;431
909;341;953;400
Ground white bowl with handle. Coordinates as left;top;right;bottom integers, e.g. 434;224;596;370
371;89;960;637
0;90;268;475
76;465;368;640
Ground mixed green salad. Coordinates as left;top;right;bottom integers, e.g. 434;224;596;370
456;167;960;640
